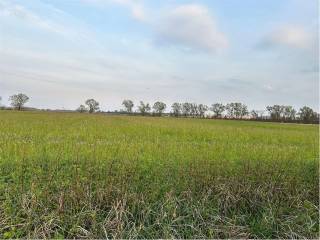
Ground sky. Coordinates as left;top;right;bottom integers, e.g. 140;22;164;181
0;0;319;111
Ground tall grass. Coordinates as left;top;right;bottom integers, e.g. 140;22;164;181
0;111;318;238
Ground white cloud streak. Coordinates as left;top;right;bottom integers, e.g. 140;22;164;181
82;0;146;21
0;0;69;36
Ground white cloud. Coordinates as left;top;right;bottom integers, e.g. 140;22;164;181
112;0;145;21
261;25;313;49
82;1;228;53
155;4;228;53
83;0;146;21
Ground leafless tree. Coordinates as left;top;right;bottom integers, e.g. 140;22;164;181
153;101;166;116
266;105;285;120
171;103;182;117
226;103;248;118
85;99;99;113
299;106;317;123
138;101;151;115
182;103;191;117
198;104;208;118
77;105;87;113
211;103;225;118
283;106;296;120
122;100;134;113
9;93;29;110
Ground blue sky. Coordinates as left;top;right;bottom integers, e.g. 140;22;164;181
0;0;318;111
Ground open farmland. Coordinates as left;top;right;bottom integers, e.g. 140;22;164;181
0;111;318;238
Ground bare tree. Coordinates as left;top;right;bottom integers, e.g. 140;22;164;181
266;105;284;121
238;103;248;118
211;103;225;118
153;101;166;116
171;102;182;117
138;101;151;116
85;99;99;113
9;93;29;110
250;110;259;119
226;103;235;118
182;102;191;117
283;106;296;120
298;106;317;123
77;105;87;113
122;100;134;113
198;104;208;118
226;103;248;118
190;103;199;117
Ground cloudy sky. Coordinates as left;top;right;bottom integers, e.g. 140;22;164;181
0;0;318;111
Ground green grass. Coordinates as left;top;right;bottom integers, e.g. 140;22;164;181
0;110;318;238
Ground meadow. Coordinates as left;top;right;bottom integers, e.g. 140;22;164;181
0;110;318;238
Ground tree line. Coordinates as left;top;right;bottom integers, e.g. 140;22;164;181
1;93;319;124
79;98;319;123
119;100;318;123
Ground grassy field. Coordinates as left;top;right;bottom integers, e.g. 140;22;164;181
0;110;318;238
